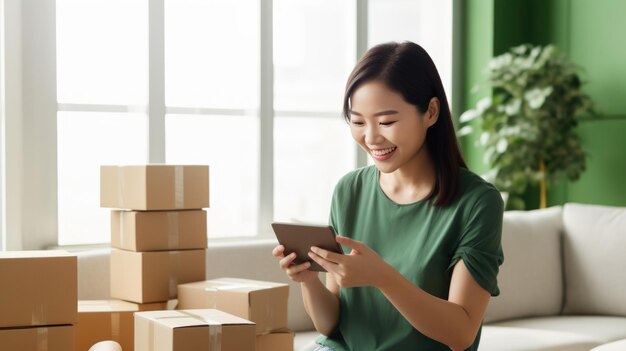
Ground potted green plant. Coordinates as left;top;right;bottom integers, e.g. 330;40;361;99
459;44;595;210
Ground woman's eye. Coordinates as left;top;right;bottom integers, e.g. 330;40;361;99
380;121;396;126
351;121;364;126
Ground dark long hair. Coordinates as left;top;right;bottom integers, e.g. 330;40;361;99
343;41;466;206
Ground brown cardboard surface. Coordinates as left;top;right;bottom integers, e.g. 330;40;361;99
177;277;289;334
111;210;207;251
0;325;74;351
101;165;209;210
255;329;294;351
76;300;137;351
134;309;255;351
0;250;77;328
110;249;206;303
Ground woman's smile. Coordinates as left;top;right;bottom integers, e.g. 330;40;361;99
370;146;397;161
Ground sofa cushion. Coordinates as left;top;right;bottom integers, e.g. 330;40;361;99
491;316;626;344
562;203;626;316
591;339;626;351
480;325;599;351
294;331;321;351
484;206;563;323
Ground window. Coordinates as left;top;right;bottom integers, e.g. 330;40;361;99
273;0;357;224
50;0;452;245
163;0;260;238
56;0;149;245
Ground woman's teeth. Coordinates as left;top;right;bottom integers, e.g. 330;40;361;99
371;147;397;156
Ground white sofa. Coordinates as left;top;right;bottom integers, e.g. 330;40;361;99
76;203;626;351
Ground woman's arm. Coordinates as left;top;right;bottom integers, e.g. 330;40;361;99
301;274;341;336
377;259;490;350
309;237;490;350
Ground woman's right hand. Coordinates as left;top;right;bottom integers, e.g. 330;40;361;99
272;245;319;283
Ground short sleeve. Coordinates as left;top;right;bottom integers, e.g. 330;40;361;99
449;188;504;296
328;184;341;233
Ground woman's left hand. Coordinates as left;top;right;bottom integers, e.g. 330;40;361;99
309;235;392;289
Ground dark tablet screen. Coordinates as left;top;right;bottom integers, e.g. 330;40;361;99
271;222;343;272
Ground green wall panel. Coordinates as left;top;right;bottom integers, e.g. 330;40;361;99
569;0;626;116
459;0;493;176
567;118;626;206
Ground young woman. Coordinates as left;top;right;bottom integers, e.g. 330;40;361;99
273;41;504;351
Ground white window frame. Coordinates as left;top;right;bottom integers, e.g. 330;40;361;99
0;0;4;251
2;0;457;249
2;0;58;251
55;0;368;243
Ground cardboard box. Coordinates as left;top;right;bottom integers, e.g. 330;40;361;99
77;300;136;351
76;299;177;351
0;250;77;328
134;309;255;351
256;329;294;351
110;249;206;303
177;278;289;334
101;165;209;210
111;210;207;251
0;325;74;351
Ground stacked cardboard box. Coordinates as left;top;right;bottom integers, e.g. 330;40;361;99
134;309;256;351
178;277;293;351
96;165;209;350
0;251;77;351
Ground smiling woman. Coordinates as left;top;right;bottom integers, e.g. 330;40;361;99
273;42;504;351
343;42;466;206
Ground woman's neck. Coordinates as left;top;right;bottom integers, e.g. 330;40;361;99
379;148;436;201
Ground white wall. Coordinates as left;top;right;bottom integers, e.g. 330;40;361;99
2;0;58;250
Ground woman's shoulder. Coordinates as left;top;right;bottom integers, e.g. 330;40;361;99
335;165;377;190
456;167;503;207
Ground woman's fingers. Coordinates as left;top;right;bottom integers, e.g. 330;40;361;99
272;245;285;257
279;252;297;269
286;261;312;277
274;247;316;282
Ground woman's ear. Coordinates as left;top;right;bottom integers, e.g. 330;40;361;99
424;97;440;128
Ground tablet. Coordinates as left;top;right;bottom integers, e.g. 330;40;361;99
271;222;343;272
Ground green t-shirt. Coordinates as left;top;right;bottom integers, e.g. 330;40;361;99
316;165;504;351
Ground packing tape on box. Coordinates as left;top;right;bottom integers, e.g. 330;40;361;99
169;251;181;298
31;303;45;325
180;311;222;351
111;312;121;341
253;290;274;332
119;211;125;247
174;166;184;209
167;212;180;248
148;318;154;350
36;327;48;351
209;324;222;350
117;167;126;208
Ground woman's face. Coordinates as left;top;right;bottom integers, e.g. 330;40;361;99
349;80;437;174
